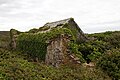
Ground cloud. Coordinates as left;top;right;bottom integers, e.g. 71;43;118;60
0;0;120;33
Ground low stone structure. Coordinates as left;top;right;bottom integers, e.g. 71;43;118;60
10;18;87;67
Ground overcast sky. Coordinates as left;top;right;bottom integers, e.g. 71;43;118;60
0;0;120;33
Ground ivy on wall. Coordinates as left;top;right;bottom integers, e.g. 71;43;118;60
17;28;75;61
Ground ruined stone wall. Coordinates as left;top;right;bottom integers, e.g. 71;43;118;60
45;34;70;67
10;29;20;50
67;19;87;43
9;18;86;67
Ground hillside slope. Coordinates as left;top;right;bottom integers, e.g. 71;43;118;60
0;31;10;48
0;30;120;79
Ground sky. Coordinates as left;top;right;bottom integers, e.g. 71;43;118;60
0;0;120;33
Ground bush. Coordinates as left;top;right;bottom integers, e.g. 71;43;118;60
68;39;109;63
97;48;120;79
78;40;108;62
88;31;120;49
28;28;38;33
69;42;85;63
104;33;120;48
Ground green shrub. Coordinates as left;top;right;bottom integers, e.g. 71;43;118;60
97;48;120;79
68;39;109;63
104;33;120;48
78;40;108;62
28;28;38;33
88;31;120;49
87;48;102;61
69;42;85;63
39;26;50;31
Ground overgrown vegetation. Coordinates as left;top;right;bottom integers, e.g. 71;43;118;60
69;31;120;63
68;31;120;79
0;29;120;79
97;48;120;80
0;48;111;80
83;31;120;79
17;28;75;60
70;40;109;63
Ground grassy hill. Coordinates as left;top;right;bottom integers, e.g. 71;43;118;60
0;30;120;80
0;31;10;49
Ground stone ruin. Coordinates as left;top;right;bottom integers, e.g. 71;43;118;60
45;34;71;67
42;18;87;42
10;18;87;67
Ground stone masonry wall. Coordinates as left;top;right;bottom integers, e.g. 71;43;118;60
45;34;70;67
10;29;20;50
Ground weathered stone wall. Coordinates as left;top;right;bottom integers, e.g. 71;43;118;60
67;19;87;43
10;29;20;50
11;35;17;49
45;34;70;67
